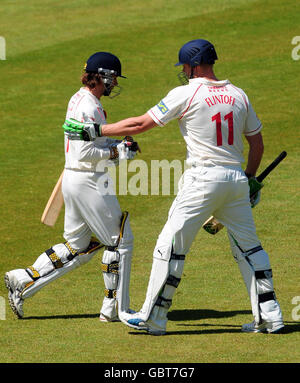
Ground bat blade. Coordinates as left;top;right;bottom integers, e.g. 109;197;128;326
202;216;224;235
41;170;64;227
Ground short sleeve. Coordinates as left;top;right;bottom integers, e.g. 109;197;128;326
244;100;262;136
147;86;188;126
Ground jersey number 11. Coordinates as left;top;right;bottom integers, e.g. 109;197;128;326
212;111;233;146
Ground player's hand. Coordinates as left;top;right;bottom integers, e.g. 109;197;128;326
123;136;141;156
250;189;261;208
109;138;141;161
109;142;134;161
123;136;134;143
248;176;263;208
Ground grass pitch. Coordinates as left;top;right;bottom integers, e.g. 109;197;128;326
0;0;299;365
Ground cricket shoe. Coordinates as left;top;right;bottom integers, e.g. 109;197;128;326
99;308;136;323
242;320;284;333
123;312;166;336
4;271;25;319
99;313;120;322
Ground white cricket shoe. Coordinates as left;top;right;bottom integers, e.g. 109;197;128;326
99;308;136;323
99;313;120;322
4;271;25;319
123;312;166;336
242;320;284;333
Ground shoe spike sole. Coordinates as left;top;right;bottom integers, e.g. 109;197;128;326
4;274;22;319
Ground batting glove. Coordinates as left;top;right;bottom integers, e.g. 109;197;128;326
250;189;261;208
63;119;101;141
109;142;132;161
247;175;264;208
109;137;141;161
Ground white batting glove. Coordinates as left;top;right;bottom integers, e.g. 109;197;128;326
109;139;139;161
117;141;130;160
109;142;130;161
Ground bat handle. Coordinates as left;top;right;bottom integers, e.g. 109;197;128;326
256;151;287;183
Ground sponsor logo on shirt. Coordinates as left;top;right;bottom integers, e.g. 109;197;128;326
157;100;169;114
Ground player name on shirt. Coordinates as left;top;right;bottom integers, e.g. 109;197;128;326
205;94;236;108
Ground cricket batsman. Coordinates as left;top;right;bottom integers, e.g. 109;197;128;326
5;52;139;321
84;39;284;334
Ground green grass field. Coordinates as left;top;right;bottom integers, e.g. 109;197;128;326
0;0;299;365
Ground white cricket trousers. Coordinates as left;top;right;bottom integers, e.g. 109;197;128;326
62;169;126;250
169;164;258;252
140;163;283;326
15;169;133;320
62;169;134;316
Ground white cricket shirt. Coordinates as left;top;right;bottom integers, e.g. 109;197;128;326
64;87;111;171
148;78;262;166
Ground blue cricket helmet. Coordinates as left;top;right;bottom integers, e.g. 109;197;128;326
85;52;126;78
175;39;218;67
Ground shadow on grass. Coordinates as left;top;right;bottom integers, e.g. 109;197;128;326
168;308;251;321
22;310;300;335
22;309;247;321
126;310;300;336
128;328;242;336
23;313;100;320
128;321;300;336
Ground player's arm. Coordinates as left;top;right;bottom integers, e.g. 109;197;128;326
244;132;264;177
244;132;264;208
101;113;157;137
68;106;112;162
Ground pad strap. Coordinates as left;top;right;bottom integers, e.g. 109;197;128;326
105;245;118;251
258;291;276;303
25;266;40;281
255;269;273;279
102;262;119;274
153;251;185;307
166;274;181;288
245;245;263;258
229;234;263;258
155;296;172;309
81;239;104;254
65;238;104;261
171;253;186;261
105;289;117;299
45;248;63;269
65;241;78;261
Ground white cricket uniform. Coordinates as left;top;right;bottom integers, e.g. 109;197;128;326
14;87;134;320
62;88;122;250
148;78;262;250
136;78;283;329
63;87;125;250
64;87;111;172
62;87;134;316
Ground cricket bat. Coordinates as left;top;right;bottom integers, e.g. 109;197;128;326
202;151;287;235
41;170;64;227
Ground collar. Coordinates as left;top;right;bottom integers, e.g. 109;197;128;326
189;78;231;87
